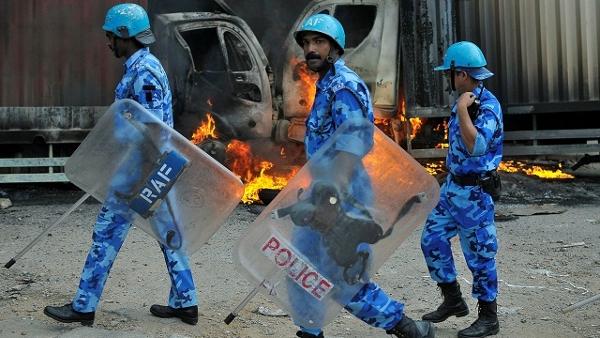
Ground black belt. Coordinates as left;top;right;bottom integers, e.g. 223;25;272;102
451;172;492;186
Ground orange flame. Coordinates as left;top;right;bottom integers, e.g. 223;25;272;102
434;119;449;149
191;113;217;144
291;56;318;111
226;140;300;204
499;160;574;179
409;117;424;140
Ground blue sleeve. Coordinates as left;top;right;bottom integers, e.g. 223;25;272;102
131;69;164;122
330;88;373;157
470;106;499;156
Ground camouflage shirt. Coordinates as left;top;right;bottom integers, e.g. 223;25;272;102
304;59;374;158
446;84;503;175
115;47;173;127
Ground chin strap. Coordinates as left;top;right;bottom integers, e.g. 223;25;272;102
450;60;456;92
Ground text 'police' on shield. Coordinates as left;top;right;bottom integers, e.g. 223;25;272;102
261;235;334;300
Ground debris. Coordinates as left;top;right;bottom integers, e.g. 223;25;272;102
0;198;12;209
496;204;567;218
494;212;518;222
559;242;586;249
8;284;27;292
254;306;288;317
497;306;522;315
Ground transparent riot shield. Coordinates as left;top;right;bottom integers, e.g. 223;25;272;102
65;99;244;254
235;118;439;329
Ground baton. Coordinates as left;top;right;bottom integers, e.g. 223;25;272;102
4;192;91;269
225;269;283;324
224;280;262;324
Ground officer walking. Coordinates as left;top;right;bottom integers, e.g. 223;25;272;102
420;41;503;338
43;4;198;326
291;14;434;338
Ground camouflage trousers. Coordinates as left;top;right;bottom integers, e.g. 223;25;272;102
421;185;499;301
72;203;197;313
291;227;404;336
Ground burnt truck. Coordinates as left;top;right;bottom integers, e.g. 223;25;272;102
151;0;454;165
2;0;599;182
153;0;600;165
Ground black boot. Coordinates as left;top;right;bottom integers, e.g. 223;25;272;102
386;315;435;338
295;331;324;338
422;281;469;323
150;304;198;325
43;303;95;326
458;299;499;338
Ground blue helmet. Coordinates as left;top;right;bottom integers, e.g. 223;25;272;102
294;14;346;55
102;3;155;45
435;41;494;80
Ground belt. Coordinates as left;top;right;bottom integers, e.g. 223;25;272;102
451;172;492;186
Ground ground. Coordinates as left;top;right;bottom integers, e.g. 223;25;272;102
1;171;599;338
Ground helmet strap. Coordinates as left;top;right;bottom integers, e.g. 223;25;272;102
450;60;456;92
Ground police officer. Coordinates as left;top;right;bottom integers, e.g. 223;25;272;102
291;14;434;338
420;41;503;338
43;4;198;326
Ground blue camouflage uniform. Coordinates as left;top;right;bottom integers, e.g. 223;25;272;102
72;48;197;313
293;59;404;336
421;84;503;302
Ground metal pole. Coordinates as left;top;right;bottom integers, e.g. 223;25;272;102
4;192;91;269
224;281;262;324
562;294;600;313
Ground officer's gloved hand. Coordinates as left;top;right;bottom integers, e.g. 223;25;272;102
342;242;372;285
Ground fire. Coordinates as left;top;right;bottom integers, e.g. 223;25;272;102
226;140;300;204
424;161;445;176
291;56;318;111
423;160;573;180
499;160;574;179
242;161;300;204
191;113;217;144
409;117;424;140
434;120;449;149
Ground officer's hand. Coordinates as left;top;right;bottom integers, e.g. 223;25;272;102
457;92;476;109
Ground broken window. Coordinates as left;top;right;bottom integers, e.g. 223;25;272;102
179;28;226;72
334;5;376;49
224;31;253;71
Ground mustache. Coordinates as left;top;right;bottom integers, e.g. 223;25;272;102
305;53;322;60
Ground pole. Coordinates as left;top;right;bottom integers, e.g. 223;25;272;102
4;192;91;269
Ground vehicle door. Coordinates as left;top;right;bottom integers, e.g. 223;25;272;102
154;13;274;141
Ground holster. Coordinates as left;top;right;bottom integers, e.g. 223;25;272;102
479;171;502;202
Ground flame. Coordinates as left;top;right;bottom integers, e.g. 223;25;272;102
226;140;300;204
291;56;319;112
499;160;574;179
423;160;573;180
242;161;300;204
424;161;446;176
409;117;424;140
434;119;449;149
191;113;217;144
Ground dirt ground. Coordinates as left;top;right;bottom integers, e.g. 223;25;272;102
1;170;599;338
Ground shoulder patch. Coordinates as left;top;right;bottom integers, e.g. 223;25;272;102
331;81;345;93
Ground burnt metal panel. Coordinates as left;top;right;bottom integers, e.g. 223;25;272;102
400;0;456;114
0;106;107;144
457;0;600;108
0;0;147;107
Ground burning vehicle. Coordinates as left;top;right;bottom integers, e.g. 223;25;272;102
1;0;599;196
150;0;454;202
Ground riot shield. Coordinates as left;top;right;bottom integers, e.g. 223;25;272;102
235;118;439;329
65;99;244;254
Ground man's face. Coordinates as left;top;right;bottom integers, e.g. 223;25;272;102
105;32;124;58
444;69;469;93
301;32;333;72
